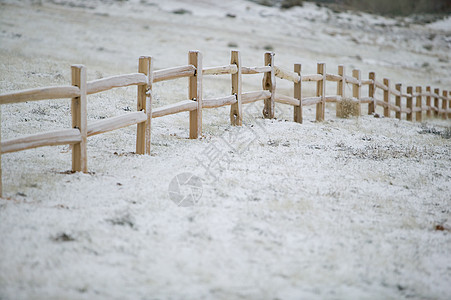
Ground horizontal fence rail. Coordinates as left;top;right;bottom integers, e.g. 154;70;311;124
0;50;450;197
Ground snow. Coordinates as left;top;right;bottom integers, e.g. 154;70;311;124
1;0;451;299
427;15;451;31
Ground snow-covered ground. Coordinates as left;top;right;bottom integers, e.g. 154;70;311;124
0;0;450;299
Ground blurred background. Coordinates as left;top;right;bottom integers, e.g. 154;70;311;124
253;0;451;17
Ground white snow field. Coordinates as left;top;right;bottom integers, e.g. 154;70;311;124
1;0;451;299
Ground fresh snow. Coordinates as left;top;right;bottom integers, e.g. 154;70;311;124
0;0;451;299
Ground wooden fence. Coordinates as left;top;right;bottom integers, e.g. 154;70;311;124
0;50;450;197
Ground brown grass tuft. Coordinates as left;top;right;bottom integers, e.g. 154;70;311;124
336;98;360;118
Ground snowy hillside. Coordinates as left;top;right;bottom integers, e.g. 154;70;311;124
0;0;450;299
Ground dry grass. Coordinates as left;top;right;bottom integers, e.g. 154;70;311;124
336;98;360;118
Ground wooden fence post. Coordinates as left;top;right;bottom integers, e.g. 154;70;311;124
352;69;361;116
189;50;203;139
383;78;390;118
294;63;302;123
434;88;440;118
395;83;401;120
316;63;326;122
136;56;152;155
368;72;375;115
230;50;242;126
443;90;448;120
406;86;413;121
449;91;451;119
416;86;422;122
425;86;431;117
71;65;87;173
262;52;275;119
336;65;345;117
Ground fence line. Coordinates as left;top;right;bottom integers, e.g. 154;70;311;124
0;50;450;197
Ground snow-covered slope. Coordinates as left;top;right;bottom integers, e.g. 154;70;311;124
1;1;450;299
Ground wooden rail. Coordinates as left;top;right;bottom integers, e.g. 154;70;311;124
87;73;147;95
0;50;450;197
153;65;196;82
0;86;80;104
1;129;82;154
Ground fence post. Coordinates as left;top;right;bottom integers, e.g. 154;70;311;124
416;86;422;122
368;72;375;115
262;52;275;119
136;56;152;155
352;69;361;116
189;50;203;139
442;90;448;120
395;83;401;120
406;86;413;121
336;65;345;117
230;50;242;126
383;78;390;118
294;63;302;123
426;86;431;117
434;88;440;118
316;63;326;121
71;65;87;173
449;91;451;119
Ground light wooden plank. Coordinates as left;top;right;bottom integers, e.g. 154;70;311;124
326;73;341;82
87;73;146;95
274;93;299;106
360;97;373;104
361;79;374;85
273;66;300;83
203;95;237;108
241;90;271;104
152;100;197;118
153;65;196;83
375;80;388;91
241;66;271;74
203;64;237;75
0;86;80;105
1;128;81;154
326;95;342;102
302;74;323;82
344;75;359;85
88;112;146;137
303;97;321;106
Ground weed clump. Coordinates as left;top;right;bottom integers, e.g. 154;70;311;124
336;98;360;118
